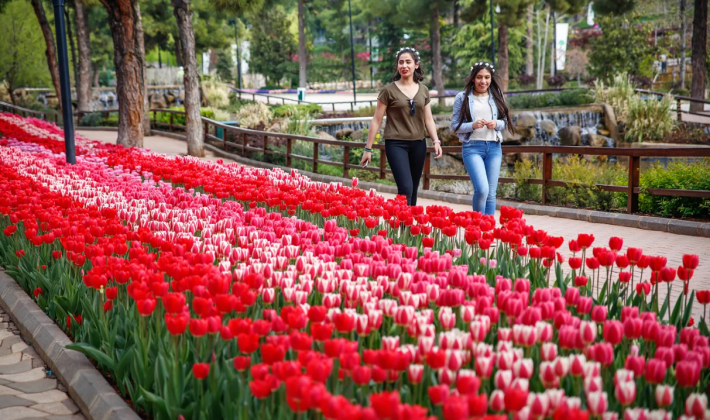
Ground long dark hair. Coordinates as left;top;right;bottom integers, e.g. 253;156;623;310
391;47;425;83
454;62;514;134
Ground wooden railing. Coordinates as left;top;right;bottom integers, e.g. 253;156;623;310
147;110;710;215
635;89;710;121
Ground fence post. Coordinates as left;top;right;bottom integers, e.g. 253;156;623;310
542;151;553;206
351;102;354;112
423;151;431;190
169;113;173;132
332;104;336;112
223;128;227;151
263;135;268;154
152;110;156;128
627;155;640;213
286;137;292;167
343;146;350;178
379;149;386;179
677;98;682;121
203;120;208;144
313;142;319;173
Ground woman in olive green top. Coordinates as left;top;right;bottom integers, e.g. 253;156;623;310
360;47;442;206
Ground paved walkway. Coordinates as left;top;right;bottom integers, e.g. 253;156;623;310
81;130;710;321
0;306;84;420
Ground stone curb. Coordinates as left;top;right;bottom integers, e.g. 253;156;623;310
151;130;710;238
0;271;140;420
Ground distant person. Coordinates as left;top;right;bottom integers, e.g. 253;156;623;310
360;47;442;206
451;62;515;215
660;53;668;73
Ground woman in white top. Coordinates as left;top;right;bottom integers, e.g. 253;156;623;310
450;62;515;215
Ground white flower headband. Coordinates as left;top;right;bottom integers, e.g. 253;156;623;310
471;62;495;72
397;47;420;59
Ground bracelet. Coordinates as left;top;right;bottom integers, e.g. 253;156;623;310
364;148;373;152
432;140;441;145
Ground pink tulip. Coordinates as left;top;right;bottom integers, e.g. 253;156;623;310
587;391;609;415
513;358;534;379
579;321;597;344
527;393;550;418
685;393;708;419
541;343;558;361
655;385;674;408
489;389;505;412
494;369;513;390
615;380;636;406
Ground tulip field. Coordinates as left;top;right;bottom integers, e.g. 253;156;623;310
1;113;710;420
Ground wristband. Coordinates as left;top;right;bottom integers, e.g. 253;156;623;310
364;148;373;152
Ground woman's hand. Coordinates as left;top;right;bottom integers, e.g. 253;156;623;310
433;142;442;159
485;120;497;129
472;119;486;129
360;151;372;167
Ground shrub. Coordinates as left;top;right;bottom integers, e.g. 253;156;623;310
623;94;675;143
155;107;216;126
508;89;593;110
273;104;322;119
511;159;542;202
546;75;567;88
594;73;635;119
517;74;536;87
431;103;454;115
79;113;105;127
636;159;710;218
201;79;230;108
235;102;273;130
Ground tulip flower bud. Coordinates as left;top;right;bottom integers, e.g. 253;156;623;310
655;384;674;408
586;391;608;415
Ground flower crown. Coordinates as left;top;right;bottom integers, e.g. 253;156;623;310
471;62;495;72
396;47;420;60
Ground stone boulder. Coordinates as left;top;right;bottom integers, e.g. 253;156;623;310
437;127;460;146
588;134;611;148
317;131;337;141
267;118;290;133
600;103;621;144
350;129;365;141
558;125;581;146
335;128;353;139
539;120;556;136
150;93;167;109
516;112;537;129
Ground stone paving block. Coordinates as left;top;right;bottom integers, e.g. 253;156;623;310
0;360;33;375
576;209;592;221
698;223;710;238
0;378;9;385
33;328;72;372
32;359;45;369
0;384;21;395
589;211;615;224
0;394;35;408
68;369;118;417
12;342;29;353
0;367;47;383
20;390;69;404
0;348;12;358
638;216;671;232
0;336;22;350
0;406;49;420
33;400;80;416
536;206;559;217
52;349;94;391
0;353;22;366
0;330;14;340
44;415;86;420
668;220;700;236
6;379;58;394
554;207;579;220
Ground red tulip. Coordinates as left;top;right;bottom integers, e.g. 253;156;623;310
649;256;667;272
623;317;642;340
234;356;251;372
698;290;710;305
456;373;481;395
602;320;623;346
504;388;529;412
660;267;676;283
574;276;588;287
577;233;595;249
189;318;208;337
306;358;332;383
249;379;272;399
261;343;286;365
165;313;190;335
443;395;468;420
428;384;449;406
676;360;701;388
407;365;423;384
568;257;582;270
192;363;210;380
624;355;645;377
237;333;260;354
569;239;581;253
608;237;623;252
635;282;651;296
468;393;488;416
585;257;599;270
369;391;400;419
682;254;699;270
644;358;666;384
311;322;334;342
136;298;156;316
591;306;608;323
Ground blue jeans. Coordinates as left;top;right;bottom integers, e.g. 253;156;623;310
462;140;502;215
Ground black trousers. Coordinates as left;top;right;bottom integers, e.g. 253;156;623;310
385;139;427;206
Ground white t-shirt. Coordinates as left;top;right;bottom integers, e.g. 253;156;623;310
470;95;496;141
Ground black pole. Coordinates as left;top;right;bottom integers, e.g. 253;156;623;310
52;0;76;165
489;0;496;67
233;20;243;90
348;0;357;102
368;20;373;89
552;11;557;76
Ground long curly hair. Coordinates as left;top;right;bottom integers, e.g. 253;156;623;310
454;62;514;134
391;47;424;83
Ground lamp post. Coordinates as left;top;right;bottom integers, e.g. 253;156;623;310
52;0;75;164
489;0;496;67
347;0;357;103
229;19;243;90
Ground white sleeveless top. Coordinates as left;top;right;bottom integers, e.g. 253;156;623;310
470;95;496;141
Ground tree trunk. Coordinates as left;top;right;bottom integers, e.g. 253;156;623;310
680;0;687;89
99;0;145;147
175;38;183;67
134;2;151;136
691;0;708;112
171;0;204;157
526;4;534;76
298;0;307;89
65;8;79;90
92;63;100;88
75;1;92;112
31;0;62;109
431;5;445;105
538;9;549;89
498;22;509;92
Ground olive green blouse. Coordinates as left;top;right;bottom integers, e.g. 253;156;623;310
377;83;431;141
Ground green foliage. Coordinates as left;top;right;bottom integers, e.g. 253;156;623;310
154;107;217;126
623;95;675;143
509;89;594;109
273;103;322;119
215;50;234;82
510;159;542;202
248;6;297;86
594;73;635;118
201;79;230;108
234;102;273;129
548;156;627;211
588;14;657;79
592;0;637;16
0;0;53;92
636;159;710;218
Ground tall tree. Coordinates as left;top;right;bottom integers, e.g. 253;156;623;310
74;0;92;112
99;0;146;147
298;0;306;90
525;3;533;76
248;6;296;85
592;0;636;16
679;0;687;89
170;0;203;157
30;0;63;108
690;0;708;112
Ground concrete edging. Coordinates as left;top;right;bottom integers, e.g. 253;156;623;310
151;129;710;238
0;270;140;420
